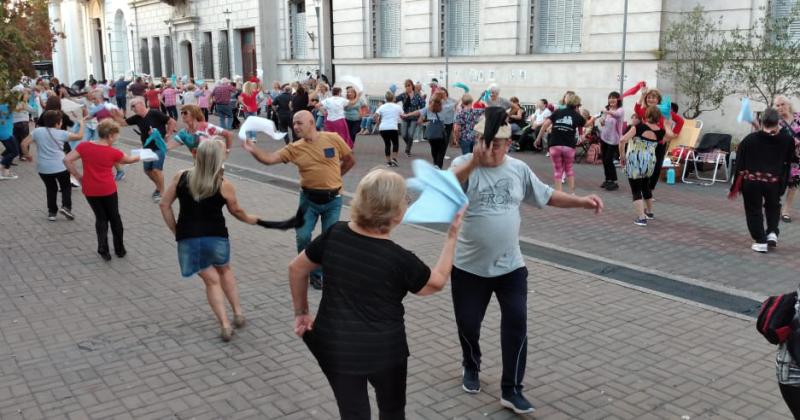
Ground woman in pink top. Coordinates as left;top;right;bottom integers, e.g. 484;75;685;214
196;84;211;122
599;91;624;191
161;82;179;120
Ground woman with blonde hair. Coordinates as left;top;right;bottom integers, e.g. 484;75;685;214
239;81;259;141
772;95;800;222
631;84;685;192
289;168;463;420
159;138;261;341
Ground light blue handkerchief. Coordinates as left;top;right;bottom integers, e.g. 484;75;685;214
737;97;753;124
402;160;468;224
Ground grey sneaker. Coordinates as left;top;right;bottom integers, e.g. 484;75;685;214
500;393;536;414
47;213;57;222
152;191;162;203
462;368;481;394
59;207;75;220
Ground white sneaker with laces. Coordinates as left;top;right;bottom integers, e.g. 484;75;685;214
767;233;778;248
751;243;768;253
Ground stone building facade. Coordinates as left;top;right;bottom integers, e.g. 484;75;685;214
50;0;777;133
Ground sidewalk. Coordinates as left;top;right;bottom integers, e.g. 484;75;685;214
0;147;790;419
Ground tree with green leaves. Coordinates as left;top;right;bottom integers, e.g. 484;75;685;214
727;3;800;107
0;0;61;105
658;5;733;119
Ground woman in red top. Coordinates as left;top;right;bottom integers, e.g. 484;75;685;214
238;81;259;142
144;84;161;111
64;120;141;261
632;85;684;192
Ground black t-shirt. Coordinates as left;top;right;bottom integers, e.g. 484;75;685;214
302;222;431;374
547;108;586;148
291;92;309;115
735;131;796;177
126;110;169;151
274;93;292;118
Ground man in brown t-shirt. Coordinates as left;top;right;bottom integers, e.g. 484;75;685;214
243;110;355;289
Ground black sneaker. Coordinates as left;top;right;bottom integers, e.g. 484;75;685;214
462;368;481;394
600;181;611;189
47;213;57;222
98;252;112;261
310;274;323;290
115;249;127;258
645;212;655;220
59;207;75;220
605;182;619;191
500;393;536;414
634;217;648;227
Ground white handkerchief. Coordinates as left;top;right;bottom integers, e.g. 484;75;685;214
132;148;158;162
402;160;468;224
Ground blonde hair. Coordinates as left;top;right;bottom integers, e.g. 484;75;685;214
98;119;120;139
350;169;407;234
243;81;256;96
187;138;226;201
182;104;205;122
566;94;581;108
774;95;794;113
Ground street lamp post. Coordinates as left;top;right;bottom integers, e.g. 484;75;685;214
619;0;629;93
443;0;449;90
164;19;173;78
129;23;136;75
313;0;323;78
107;26;114;79
223;8;233;78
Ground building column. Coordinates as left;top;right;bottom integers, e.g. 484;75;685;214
60;0;88;82
49;0;68;81
258;0;279;81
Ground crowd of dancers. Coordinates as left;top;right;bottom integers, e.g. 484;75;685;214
2;72;799;418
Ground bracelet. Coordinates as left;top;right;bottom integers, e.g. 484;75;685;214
294;308;308;316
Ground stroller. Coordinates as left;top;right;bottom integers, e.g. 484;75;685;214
575;124;601;163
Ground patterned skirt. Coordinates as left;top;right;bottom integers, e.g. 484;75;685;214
625;138;657;179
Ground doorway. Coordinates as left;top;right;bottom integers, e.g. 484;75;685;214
180;41;194;78
240;28;256;80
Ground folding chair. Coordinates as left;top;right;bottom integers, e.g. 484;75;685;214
682;132;732;186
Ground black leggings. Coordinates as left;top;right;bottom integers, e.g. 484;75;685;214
323;361;407;420
429;138;447;169
628;177;652;201
649;142;668;190
39;171;71;214
347;119;361;145
201;108;209;122
380;130;399;157
600;141;618;182
780;383;800;419
86;193;124;254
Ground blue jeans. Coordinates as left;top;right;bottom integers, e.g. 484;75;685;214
400;119;417;154
216;103;233;129
315;114;325;131
360;116;375;132
296;192;342;278
451;266;528;396
1;136;19;169
459;139;474;155
243;111;257;139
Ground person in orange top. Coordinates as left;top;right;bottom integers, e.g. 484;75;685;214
242;110;355;290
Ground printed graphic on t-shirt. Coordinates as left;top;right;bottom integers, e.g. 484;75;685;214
478;178;512;209
324;147;335;158
554;115;574;129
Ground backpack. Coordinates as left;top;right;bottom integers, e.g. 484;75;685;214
585;143;602;165
756;291;797;345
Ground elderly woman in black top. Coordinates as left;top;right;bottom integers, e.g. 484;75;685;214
288;168;463;420
159;138;262;342
730;108;798;253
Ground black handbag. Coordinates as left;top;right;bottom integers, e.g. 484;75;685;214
425;112;445;141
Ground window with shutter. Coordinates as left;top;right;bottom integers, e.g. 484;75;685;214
289;0;308;59
164;36;174;77
772;0;800;43
442;0;479;56
201;33;214;80
536;0;582;53
151;37;162;77
218;31;230;78
378;0;401;57
140;39;150;75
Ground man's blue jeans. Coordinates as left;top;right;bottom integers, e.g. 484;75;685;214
296;192;342;278
216;103;233;129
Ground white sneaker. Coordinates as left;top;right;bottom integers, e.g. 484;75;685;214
751;243;768;253
561;174;566;184
767;233;778;248
0;172;18;180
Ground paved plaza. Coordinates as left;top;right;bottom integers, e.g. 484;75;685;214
0;135;794;419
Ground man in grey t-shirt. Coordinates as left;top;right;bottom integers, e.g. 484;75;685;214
449;109;603;414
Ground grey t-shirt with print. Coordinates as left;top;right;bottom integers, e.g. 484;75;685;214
450;154;554;277
31;127;69;174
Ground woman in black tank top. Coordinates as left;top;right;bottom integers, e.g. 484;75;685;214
159;138;261;342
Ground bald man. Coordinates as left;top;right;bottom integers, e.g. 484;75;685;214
243;110;355;289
